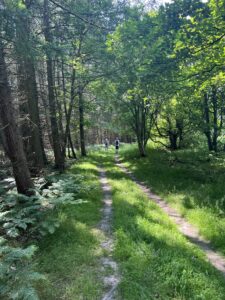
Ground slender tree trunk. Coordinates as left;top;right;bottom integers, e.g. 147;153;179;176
67;142;71;158
62;68;76;157
212;86;218;152
203;92;213;151
43;0;64;170
177;119;183;149
78;87;86;156
68;129;77;159
136;105;147;157
137;138;146;157
0;44;34;195
168;132;178;150
55;60;64;149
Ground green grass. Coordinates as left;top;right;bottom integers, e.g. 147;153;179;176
97;151;225;300
35;159;105;300
32;148;225;299
119;143;225;256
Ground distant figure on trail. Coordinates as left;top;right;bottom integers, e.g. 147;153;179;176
115;137;120;154
104;138;109;150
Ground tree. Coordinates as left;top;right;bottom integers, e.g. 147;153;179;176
0;42;34;195
15;1;47;172
43;0;65;169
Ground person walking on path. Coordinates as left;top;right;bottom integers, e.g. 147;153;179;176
115;137;120;154
104;138;109;150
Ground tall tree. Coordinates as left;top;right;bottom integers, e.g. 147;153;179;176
43;0;64;169
15;1;47;172
0;42;34;195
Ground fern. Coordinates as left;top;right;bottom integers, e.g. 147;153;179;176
0;173;91;298
0;241;45;300
0;173;90;240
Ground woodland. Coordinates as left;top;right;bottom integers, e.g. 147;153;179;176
1;0;225;299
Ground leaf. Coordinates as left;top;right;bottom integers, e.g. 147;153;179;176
17;222;27;230
3;222;13;229
48;225;56;234
6;228;19;238
0;237;7;247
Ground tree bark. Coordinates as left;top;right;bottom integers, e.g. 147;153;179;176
203;92;213;151
0;44;34;195
68;129;77;159
62;68;76;157
16;5;47;172
212;86;218;152
78;87;86;156
43;0;64;170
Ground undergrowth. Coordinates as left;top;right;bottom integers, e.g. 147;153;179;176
0;160;98;299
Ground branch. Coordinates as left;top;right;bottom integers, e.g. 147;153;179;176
191;33;225;55
49;0;108;30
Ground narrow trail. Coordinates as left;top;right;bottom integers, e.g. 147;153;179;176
115;157;225;277
99;167;120;300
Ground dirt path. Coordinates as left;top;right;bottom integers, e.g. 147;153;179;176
115;157;225;277
99;167;120;300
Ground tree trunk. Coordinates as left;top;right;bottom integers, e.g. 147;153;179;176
68;129;77;159
137;138;146;157
16;1;47;173
212;86;218;152
62;68;76;157
78;87;86;156
168;131;178;150
203;92;213;151
18;60;47;171
0;44;34;195
43;0;64;170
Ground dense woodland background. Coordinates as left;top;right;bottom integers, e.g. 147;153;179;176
1;0;225;298
1;0;225;191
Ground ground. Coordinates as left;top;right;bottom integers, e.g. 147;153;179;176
35;145;225;299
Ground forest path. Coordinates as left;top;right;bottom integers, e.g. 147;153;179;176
115;156;225;277
99;167;120;300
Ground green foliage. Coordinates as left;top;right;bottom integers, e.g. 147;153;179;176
0;172;91;299
0;174;88;239
0;239;45;300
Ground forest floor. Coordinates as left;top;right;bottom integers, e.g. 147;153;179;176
34;146;225;299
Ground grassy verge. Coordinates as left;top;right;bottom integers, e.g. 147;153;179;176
35;158;104;299
119;143;225;256
97;151;225;299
